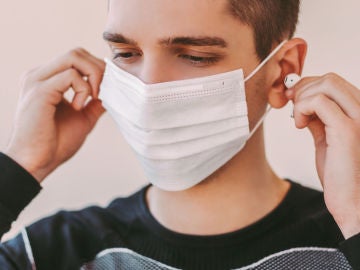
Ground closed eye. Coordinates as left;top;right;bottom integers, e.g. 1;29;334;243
112;50;142;64
178;54;221;66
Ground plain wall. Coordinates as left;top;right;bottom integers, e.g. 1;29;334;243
1;1;359;241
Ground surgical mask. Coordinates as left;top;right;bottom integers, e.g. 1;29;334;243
99;41;286;191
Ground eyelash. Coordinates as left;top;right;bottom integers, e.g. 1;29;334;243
113;52;141;60
178;54;220;66
112;52;220;66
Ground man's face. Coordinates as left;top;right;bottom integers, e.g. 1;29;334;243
104;0;269;124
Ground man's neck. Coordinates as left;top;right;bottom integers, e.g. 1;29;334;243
145;129;291;236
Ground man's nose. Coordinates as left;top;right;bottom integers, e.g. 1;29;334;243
137;57;173;84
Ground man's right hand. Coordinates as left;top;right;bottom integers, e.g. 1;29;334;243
3;48;106;183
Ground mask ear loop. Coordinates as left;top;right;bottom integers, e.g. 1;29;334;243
244;40;288;83
244;40;288;140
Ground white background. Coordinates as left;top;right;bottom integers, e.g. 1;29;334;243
0;1;359;240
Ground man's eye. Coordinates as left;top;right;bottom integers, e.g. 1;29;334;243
179;54;219;66
113;52;140;59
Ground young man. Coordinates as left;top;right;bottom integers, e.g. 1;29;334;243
1;0;360;269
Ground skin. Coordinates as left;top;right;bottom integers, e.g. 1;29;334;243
4;0;360;239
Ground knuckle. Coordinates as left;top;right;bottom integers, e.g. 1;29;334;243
322;72;339;84
20;68;37;86
73;47;88;56
19;69;39;96
67;48;84;58
77;82;91;94
65;68;79;78
312;93;327;106
78;47;90;55
320;73;348;96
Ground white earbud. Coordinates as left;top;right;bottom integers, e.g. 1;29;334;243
284;73;301;88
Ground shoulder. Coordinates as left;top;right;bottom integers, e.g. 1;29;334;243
283;179;344;245
22;185;148;267
26;184;148;240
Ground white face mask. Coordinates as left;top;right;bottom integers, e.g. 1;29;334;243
99;41;286;191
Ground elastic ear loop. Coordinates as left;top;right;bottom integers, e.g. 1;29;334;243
244;40;288;139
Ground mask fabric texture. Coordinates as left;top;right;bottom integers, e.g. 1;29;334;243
99;41;286;191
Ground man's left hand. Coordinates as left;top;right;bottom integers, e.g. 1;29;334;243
286;73;360;239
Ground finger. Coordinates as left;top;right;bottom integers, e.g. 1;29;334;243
77;48;106;71
289;74;360;118
293;93;349;129
39;68;92;110
33;48;104;98
81;56;105;100
287;76;320;93
82;99;106;130
68;48;105;99
308;118;327;183
73;48;106;79
285;76;320;104
295;83;360;121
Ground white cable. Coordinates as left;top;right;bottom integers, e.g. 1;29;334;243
244;40;288;82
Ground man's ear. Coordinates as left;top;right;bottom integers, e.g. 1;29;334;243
268;38;307;108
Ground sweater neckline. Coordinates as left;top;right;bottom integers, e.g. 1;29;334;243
136;179;301;248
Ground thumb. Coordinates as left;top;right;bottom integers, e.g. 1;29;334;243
307;117;326;183
83;99;106;130
307;117;326;147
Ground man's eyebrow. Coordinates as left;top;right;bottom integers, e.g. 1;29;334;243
103;32;228;48
103;32;138;45
160;36;228;48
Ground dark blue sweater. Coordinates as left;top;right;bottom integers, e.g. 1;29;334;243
0;152;359;270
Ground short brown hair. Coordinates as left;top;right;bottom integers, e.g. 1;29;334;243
227;0;300;60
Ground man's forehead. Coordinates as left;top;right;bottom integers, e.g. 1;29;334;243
108;0;227;7
107;0;230;21
105;0;247;44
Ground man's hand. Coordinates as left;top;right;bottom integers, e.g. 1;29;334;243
285;73;360;239
4;48;106;183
